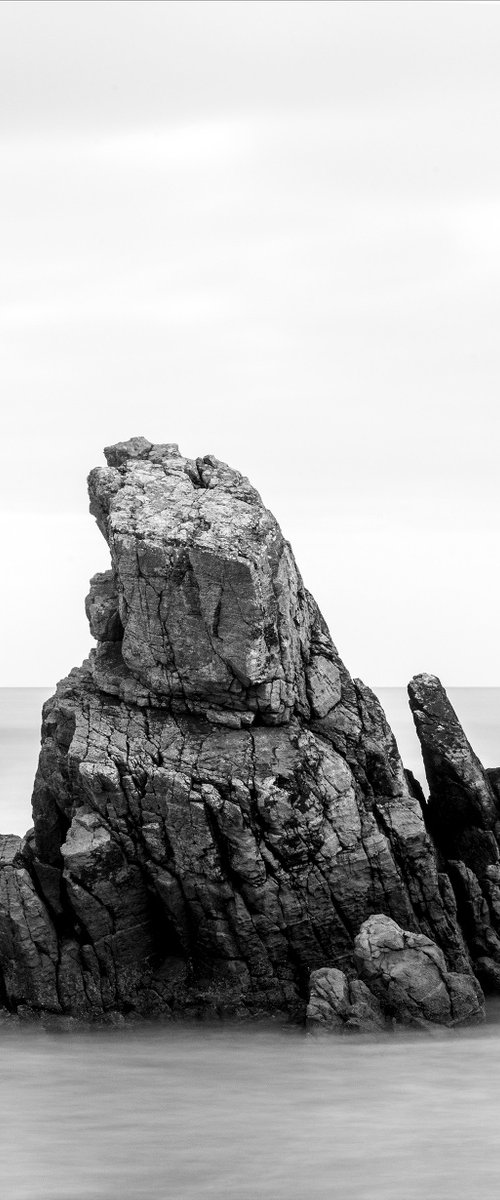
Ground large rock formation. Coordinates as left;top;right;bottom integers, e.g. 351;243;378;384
0;440;491;1026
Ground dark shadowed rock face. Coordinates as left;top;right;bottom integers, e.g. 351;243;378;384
0;442;483;1024
408;674;498;859
408;674;500;990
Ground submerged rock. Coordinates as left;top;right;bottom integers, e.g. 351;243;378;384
0;440;487;1025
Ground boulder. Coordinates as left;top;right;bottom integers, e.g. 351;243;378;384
306;966;386;1033
354;913;484;1028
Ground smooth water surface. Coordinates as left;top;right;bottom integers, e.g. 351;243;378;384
3;1019;500;1200
2;689;500;1198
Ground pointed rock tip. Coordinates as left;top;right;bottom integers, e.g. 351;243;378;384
104;436;152;467
408;672;443;699
103;437;182;470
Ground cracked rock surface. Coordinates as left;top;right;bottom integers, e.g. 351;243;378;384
354;914;484;1028
306;965;386;1033
0;441;489;1025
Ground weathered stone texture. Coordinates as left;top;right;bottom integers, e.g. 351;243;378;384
0;441;490;1026
353;914;484;1028
408;674;498;863
0;835;60;1011
306;966;386;1033
87;438;321;725
28;656;469;1018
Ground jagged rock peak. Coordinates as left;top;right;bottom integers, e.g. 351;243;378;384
408;672;500;990
408;673;498;842
86;437;343;727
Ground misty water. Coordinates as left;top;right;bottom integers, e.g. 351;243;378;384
2;687;500;1199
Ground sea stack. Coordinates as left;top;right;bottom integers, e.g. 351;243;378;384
0;441;491;1027
409;674;500;995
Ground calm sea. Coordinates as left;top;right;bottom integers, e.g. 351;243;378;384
2;687;500;1199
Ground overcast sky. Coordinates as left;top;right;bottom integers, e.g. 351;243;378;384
2;0;500;687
